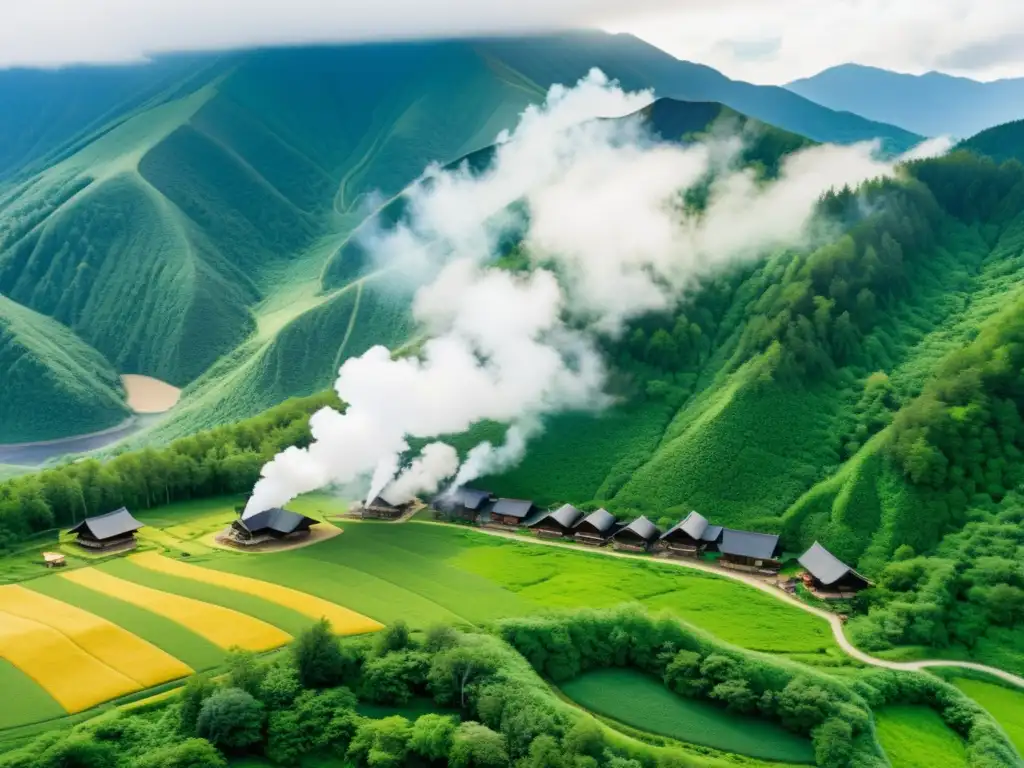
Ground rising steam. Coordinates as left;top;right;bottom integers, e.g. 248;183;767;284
243;69;943;517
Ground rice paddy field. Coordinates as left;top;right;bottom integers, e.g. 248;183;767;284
952;677;1024;755
873;706;969;768
0;494;841;732
560;669;815;764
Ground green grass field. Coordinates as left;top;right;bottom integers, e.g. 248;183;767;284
874;706;968;768
952;678;1024;755
560;669;814;763
0;660;64;730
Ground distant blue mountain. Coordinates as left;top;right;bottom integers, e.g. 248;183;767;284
786;63;1024;139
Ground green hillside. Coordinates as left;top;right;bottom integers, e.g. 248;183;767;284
0;294;128;443
958;118;1024;163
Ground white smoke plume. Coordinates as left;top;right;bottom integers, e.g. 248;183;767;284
377;442;460;505
244;68;910;517
899;135;956;162
447;421;540;493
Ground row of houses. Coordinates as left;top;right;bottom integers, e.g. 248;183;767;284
431;490;870;591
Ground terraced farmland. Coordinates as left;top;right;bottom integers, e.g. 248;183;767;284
0;498;841;731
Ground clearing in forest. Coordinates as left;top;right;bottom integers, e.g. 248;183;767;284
953;678;1024;754
560;668;815;764
874;706;968;768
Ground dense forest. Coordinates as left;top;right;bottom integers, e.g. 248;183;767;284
1;609;1015;768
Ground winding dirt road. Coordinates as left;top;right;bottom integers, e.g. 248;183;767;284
418;521;1024;689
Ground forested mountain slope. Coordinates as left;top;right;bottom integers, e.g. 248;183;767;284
1;33;917;445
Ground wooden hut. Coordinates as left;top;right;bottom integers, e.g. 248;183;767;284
431;487;493;523
360;495;408;520
611;516;661;552
42;552;66;568
231;508;317;546
528;504;584;538
68;507;144;552
718;529;782;572
572;509;620;546
659;511;723;557
487;499;537;528
798;542;873;596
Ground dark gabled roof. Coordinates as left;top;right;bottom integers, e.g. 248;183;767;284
575;508;618;534
799;541;872;586
68;507;143;540
661;510;708;540
614;515;661;542
368;495;401;510
531;503;584;529
238;508;316;535
701;524;724;542
453;488;492;510
491;498;535;519
719;529;780;560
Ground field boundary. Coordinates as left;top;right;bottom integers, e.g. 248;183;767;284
414;521;1024;690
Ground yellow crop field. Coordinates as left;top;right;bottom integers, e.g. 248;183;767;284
0;586;191;688
62;568;291;652
0;610;140;713
130;552;383;635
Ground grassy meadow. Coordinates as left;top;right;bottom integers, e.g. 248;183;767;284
952;677;1024;755
874;706;969;768
560;669;815;763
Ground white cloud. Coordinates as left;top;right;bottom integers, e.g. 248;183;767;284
5;0;1023;84
612;0;1024;83
0;0;686;67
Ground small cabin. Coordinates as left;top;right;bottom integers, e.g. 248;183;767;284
798;541;873;597
572;508;620;546
361;495;408;520
42;551;66;568
487;499;538;527
68;507;144;552
611;516;662;552
659;511;723;557
231;508;317;546
718;529;782;572
529;504;584;538
431;487;493;523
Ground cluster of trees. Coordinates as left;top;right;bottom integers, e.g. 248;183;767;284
888;292;1024;503
499;607;1017;768
848;495;1024;652
0;391;338;550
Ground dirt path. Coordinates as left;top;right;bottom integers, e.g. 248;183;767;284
416;522;1024;690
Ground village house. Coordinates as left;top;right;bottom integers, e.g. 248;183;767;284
486;498;538;528
68;507;144;552
717;529;782;572
230;507;318;546
528;504;584;538
659;511;723;557
798;541;873;598
431;487;493;523
611;516;661;552
360;495;408;520
571;508;620;546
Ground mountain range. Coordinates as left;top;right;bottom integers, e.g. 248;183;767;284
787;63;1024;139
0;31;924;446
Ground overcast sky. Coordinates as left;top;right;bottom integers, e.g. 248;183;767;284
3;0;1024;83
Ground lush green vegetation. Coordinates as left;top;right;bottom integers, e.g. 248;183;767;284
874;706;968;768
0;295;128;443
560;669;814;763
0;391;335;551
952;677;1024;755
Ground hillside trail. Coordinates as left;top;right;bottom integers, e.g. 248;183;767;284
414;521;1024;690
